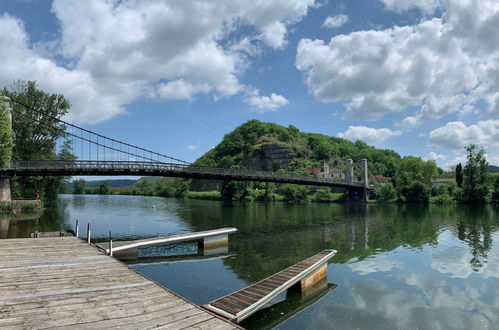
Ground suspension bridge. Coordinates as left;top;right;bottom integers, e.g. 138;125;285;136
0;96;370;202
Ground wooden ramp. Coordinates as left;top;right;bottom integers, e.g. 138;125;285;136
96;227;237;256
0;237;239;329
203;249;337;323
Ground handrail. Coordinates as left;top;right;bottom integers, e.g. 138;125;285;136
1;160;366;187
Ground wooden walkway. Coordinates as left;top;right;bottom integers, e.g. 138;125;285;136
204;249;337;323
0;237;239;329
96;228;237;255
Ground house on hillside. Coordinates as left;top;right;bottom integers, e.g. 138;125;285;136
370;175;389;185
308;161;345;179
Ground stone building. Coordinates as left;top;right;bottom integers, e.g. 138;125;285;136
308;161;345;179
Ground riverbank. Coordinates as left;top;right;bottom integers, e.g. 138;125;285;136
0;199;43;213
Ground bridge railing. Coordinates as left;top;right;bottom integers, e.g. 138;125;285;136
6;160;364;187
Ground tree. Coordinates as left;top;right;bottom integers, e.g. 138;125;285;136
394;157;437;203
279;184;310;202
313;188;335;202
492;176;499;203
73;179;86;194
0;102;13;167
98;181;110;195
375;183;397;203
456;163;463;188
462;144;489;203
2;80;72;200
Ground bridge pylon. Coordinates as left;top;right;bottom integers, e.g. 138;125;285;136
0;96;12;202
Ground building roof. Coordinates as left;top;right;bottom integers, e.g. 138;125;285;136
370;175;389;184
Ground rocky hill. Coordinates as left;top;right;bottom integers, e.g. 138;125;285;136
194;120;402;179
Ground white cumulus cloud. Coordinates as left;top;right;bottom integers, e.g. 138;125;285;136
425;151;446;163
322;14;349;29
428;120;499;150
338;126;401;145
0;0;317;124
186;145;198;151
245;90;289;111
379;0;443;15
296;0;499;125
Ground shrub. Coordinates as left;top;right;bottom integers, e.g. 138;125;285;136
375;183;397;203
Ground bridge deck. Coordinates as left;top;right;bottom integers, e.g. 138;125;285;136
95;227;238;254
0;237;239;329
203;249;337;323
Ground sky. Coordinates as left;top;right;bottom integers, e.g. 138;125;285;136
1;0;499;169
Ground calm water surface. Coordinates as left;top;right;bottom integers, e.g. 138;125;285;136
2;194;499;329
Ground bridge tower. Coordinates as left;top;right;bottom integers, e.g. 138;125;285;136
360;158;369;188
0;96;12;202
345;159;354;184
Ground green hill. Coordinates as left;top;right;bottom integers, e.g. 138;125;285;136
489;165;499;173
194;120;402;178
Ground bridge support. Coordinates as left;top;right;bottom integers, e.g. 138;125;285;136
360;158;369;188
345;187;369;202
345;159;354;184
0;97;12;202
299;262;328;291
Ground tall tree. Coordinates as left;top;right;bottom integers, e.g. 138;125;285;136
2;80;73;200
73;179;86;194
456;162;463;188
463;144;489;203
0;102;13;167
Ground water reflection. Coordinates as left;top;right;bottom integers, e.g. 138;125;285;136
2;196;498;329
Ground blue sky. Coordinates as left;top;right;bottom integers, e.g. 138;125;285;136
1;0;499;168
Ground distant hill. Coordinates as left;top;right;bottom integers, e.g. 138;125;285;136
194;119;403;178
489;165;499;173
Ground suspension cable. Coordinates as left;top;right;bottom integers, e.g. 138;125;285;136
9;98;191;165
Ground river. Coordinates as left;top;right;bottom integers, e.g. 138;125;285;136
2;194;498;329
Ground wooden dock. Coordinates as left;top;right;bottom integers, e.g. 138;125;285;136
95;228;237;257
0;237;239;329
204;249;337;323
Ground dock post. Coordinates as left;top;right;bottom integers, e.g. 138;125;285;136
198;234;229;250
75;219;79;238
86;223;91;244
299;262;328;291
109;231;113;256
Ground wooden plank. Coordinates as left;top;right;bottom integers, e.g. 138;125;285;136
0;281;153;301
181;317;238;330
0;285;160;312
0;236;237;330
1;291;178;319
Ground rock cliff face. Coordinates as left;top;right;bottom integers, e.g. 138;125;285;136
242;144;295;171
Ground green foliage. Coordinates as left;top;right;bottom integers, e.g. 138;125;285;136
492;176;499;203
456;163;463;187
0;202;12;211
375;183;397;203
2;81;73;200
463;144;489;203
185;191;221;200
311;188;344;202
393;157;436;203
278;184;310;202
194;119;402;178
430;184;456;204
73;179;86;194
98;182;110;195
0;102;13;167
312;188;334;202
